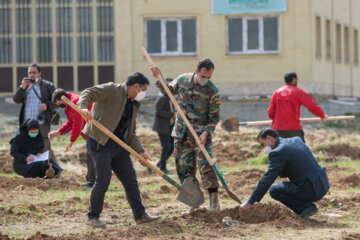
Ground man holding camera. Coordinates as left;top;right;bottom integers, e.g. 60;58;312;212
13;64;60;170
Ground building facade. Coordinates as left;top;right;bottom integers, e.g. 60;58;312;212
0;0;359;97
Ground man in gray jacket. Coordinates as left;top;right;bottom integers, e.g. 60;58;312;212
78;72;160;228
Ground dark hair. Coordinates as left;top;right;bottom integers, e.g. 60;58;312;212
126;72;150;87
257;128;279;141
284;72;297;84
196;58;215;71
29;63;41;72
52;88;67;103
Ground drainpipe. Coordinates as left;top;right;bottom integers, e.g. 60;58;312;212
331;0;335;97
349;0;353;97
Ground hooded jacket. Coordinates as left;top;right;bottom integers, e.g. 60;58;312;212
10;118;44;164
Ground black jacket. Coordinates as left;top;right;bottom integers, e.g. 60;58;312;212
10;118;44;165
13;79;56;125
152;94;174;135
248;137;330;204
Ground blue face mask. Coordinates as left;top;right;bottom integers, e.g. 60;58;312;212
28;132;39;138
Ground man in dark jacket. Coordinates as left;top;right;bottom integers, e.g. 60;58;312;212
152;78;175;174
13;64;56;152
78;72;160;228
240;128;329;219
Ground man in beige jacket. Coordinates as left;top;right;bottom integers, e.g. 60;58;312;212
78;72;160;228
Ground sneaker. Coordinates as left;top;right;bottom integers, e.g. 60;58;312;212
86;218;106;228
135;213;161;225
300;205;318;219
82;182;94;189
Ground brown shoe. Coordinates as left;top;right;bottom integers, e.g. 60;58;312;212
86;218;106;228
44;166;55;179
135;213;161;225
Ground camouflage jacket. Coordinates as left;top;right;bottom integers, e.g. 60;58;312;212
156;73;221;140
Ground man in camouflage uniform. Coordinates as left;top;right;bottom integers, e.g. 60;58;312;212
151;59;221;212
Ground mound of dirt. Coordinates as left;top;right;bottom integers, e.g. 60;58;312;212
342;232;360;240
339;174;360;187
0;176;81;191
314;143;360;161
182;203;299;225
0;149;13;174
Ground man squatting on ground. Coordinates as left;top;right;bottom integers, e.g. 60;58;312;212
78;72;160;228
151;59;222;212
240;128;330;219
49;89;96;188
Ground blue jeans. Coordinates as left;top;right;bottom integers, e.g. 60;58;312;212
269;179;317;215
86;137;145;219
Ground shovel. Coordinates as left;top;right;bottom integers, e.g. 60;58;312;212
141;47;242;204
61;96;204;208
221;115;355;132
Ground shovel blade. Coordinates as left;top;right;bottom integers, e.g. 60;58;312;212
176;177;205;208
221;117;239;132
225;187;242;204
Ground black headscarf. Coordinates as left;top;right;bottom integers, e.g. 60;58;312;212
10;118;44;163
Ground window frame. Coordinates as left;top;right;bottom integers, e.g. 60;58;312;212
145;17;197;56
227;15;280;55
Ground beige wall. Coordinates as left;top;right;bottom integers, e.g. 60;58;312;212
114;0;358;97
312;0;360;97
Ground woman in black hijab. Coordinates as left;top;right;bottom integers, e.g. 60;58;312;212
10;118;62;178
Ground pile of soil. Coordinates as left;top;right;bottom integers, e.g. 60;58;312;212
339;174;360;188
0;149;13;173
314;143;360;161
342;232;360;240
0;176;81;191
182;203;299;225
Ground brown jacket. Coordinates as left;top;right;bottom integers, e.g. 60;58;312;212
78;82;143;152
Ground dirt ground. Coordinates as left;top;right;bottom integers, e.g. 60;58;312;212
1;126;360;240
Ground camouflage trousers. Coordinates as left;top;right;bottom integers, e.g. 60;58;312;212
174;133;219;191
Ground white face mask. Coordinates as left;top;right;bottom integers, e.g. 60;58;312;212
134;90;146;101
262;139;272;154
197;75;209;86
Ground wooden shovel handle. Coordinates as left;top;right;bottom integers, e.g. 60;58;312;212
61;96;164;176
141;47;216;166
241;115;355;126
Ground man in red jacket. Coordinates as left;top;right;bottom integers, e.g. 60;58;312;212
267;72;326;141
49;89;95;188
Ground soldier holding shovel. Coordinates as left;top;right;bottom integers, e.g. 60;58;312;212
151;59;222;212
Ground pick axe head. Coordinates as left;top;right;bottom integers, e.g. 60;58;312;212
221;117;239;132
176;177;205;208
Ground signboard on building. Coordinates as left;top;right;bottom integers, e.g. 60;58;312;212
211;0;287;14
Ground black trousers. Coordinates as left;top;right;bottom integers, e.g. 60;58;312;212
86;137;145;220
156;134;174;171
276;130;305;142
269;179;318;215
85;152;96;183
13;158;62;178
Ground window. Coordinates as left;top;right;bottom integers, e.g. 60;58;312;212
0;38;12;63
315;16;321;58
354;29;359;65
228;16;279;54
98;36;113;62
16;38;32;63
36;7;52;33
77;7;93;33
77;36;93;61
56;7;72;33
146;18;196;55
37;37;52;62
16;8;31;33
57;36;73;62
325;19;331;60
0;8;11;33
336;23;341;62
97;6;113;32
57;66;74;91
98;66;114;84
78;66;94;91
344;26;350;64
0;68;13;92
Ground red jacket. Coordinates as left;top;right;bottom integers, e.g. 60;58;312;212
58;92;92;142
267;85;325;131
